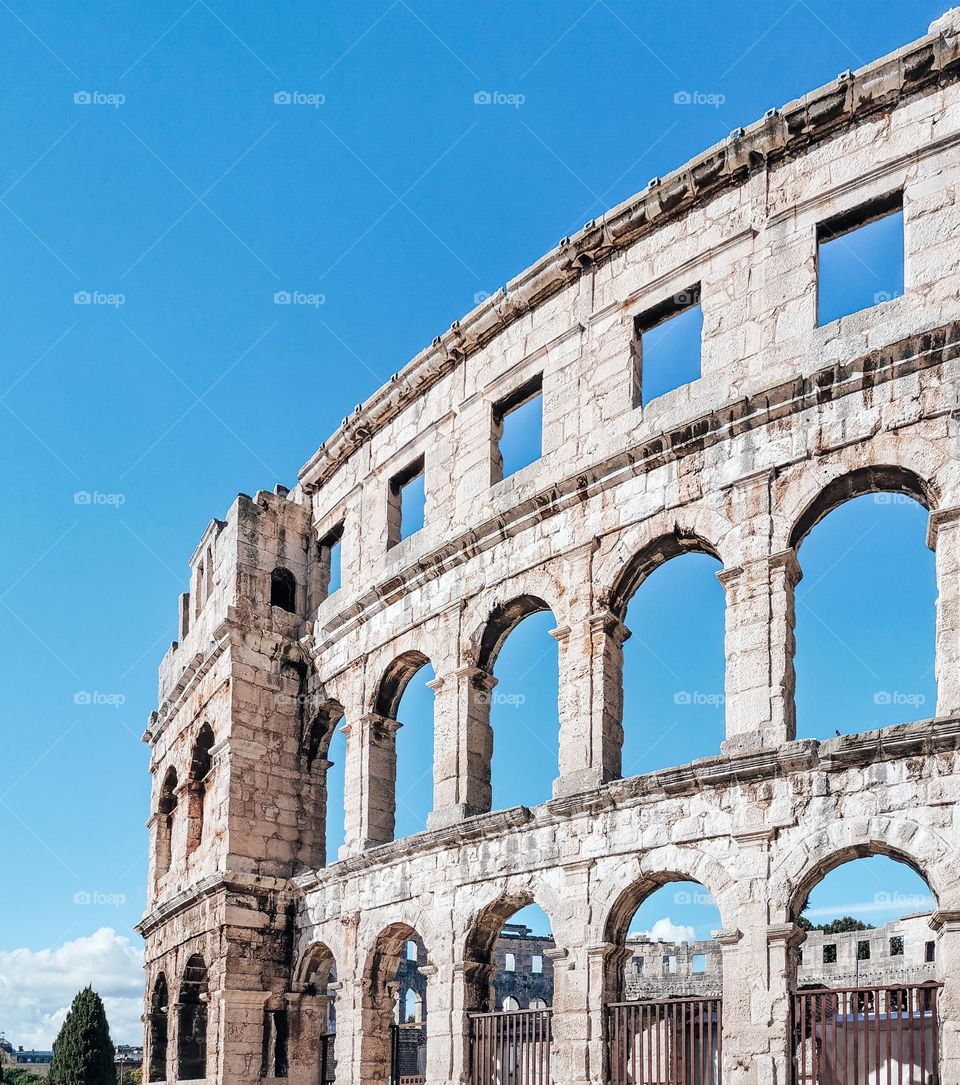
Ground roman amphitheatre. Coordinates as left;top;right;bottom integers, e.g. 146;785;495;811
138;9;960;1084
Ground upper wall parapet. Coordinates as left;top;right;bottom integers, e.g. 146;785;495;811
297;9;960;496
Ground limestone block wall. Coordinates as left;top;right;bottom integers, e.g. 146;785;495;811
138;9;960;1085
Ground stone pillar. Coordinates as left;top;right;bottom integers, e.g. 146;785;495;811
428;666;495;829
419;963;451;1085
720;548;801;753
286;989;329;1085
766;922;807;1085
212;989;269;1085
931;909;960;1080
585;943;631;1085
450;957;487;1085
930;508;960;716
341;713;401;853
361;712;401;848
554;611;628;796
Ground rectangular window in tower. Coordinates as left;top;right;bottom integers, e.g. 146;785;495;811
492;374;543;483
633;285;702;407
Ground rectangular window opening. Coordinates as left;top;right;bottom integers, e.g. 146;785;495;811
691;953;706;974
504;952;516;973
492;374;543;483
890;935;905;957
664;954;677;974
857;940;871;961
318;524;344;598
634;285;703;408
388;457;426;548
531;955;543;975
823;944;837;964
926;940;936;963
817;190;904;325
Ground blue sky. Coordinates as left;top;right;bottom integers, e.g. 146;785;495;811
0;0;946;1047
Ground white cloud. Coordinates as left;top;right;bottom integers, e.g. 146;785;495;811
0;928;144;1050
630;917;697;943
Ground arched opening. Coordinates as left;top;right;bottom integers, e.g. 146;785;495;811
270;566;297;612
476;596;559;813
155;767;178;883
303;703;346;866
361;925;429;1085
792;471;936;740
464;898;555;1085
374;651;436;840
186;724;215;855
177;954;209;1081
604;876;723;1085
295;943;338;1083
147;973;168;1082
618;546;725;777
788;850;940;1085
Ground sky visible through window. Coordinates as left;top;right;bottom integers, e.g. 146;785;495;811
641;303;703;405
0;0;946;1052
818;209;904;325
499;392;542;478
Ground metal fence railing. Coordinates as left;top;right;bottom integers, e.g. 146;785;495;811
470;1007;552;1085
607;996;722;1085
792;983;941;1085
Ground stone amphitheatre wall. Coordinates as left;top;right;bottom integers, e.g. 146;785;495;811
140;10;960;1085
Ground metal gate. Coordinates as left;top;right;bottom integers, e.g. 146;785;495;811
607;996;722;1085
391;1022;426;1085
470;1007;552;1085
319;1032;336;1083
792;983;940;1084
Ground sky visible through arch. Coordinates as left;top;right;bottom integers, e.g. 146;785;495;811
0;0;947;1050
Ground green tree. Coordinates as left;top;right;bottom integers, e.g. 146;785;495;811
48;986;115;1085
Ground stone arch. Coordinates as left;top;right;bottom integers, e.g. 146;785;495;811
773;823;952;924
608;529;722;621
593;505;734;619
462;885;560;1012
787;464;938;551
155;766;178;882
302;700;345;867
360;921;433;1085
374;650;432;719
177;953;209;1081
147;971;168;1083
476;594;554;673
186;723;215;855
595;848;733;1006
290;941;338;1081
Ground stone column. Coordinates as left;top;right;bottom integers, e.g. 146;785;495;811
931;909;960;1080
419;963;449;1085
428;666;495;828
930;508;960;716
286;989;330;1085
766;922;807;1085
212;988;269;1085
554;610;629;796
720;548;801;753
585;942;631;1085
360;712;401;848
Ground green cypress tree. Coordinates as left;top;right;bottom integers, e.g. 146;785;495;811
48;986;116;1085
